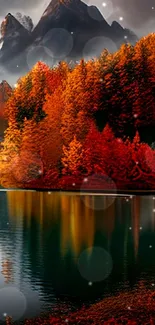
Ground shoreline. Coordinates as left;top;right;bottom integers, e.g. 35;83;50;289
1;188;155;195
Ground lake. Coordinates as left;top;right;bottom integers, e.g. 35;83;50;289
0;191;154;323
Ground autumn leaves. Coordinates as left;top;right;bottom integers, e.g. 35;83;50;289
0;33;155;189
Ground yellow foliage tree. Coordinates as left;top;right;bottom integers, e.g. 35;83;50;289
0;122;21;187
62;136;84;176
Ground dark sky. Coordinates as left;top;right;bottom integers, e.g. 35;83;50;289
0;0;155;36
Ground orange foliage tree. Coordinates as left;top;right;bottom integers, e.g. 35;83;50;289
61;59;92;146
0;121;21;187
5;61;68;128
1;33;155;189
133;39;155;129
62;135;84;176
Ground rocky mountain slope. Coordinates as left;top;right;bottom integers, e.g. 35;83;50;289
0;0;138;75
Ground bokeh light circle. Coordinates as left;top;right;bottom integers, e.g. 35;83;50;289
78;246;113;282
0;287;27;321
83;36;117;59
42;28;73;59
26;45;53;69
80;174;117;211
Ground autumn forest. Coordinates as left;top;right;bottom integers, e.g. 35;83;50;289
1;33;155;190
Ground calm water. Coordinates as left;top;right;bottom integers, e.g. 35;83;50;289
0;191;155;322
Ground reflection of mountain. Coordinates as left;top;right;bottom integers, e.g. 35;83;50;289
0;0;138;76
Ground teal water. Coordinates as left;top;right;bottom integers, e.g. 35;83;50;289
0;192;154;323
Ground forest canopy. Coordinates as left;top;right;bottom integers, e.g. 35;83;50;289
0;33;155;190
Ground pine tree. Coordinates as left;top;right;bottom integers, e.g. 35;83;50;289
62;136;84;176
61;59;91;146
0;121;21;187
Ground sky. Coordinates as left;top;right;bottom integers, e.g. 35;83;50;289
0;0;155;37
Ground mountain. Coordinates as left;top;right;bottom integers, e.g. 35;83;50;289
0;0;138;75
32;0;137;59
32;0;112;60
0;80;12;103
0;13;31;62
34;0;111;36
111;21;137;46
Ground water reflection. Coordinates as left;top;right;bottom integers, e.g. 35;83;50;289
0;192;154;321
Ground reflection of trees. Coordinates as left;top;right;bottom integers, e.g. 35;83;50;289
6;192;155;303
95;197;115;238
132;196;140;258
60;195;95;256
1;259;13;283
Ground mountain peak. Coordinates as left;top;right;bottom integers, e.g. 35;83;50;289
111;21;124;31
0;0;138;72
42;0;73;17
0;12;31;64
35;0;108;36
1;12;28;38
